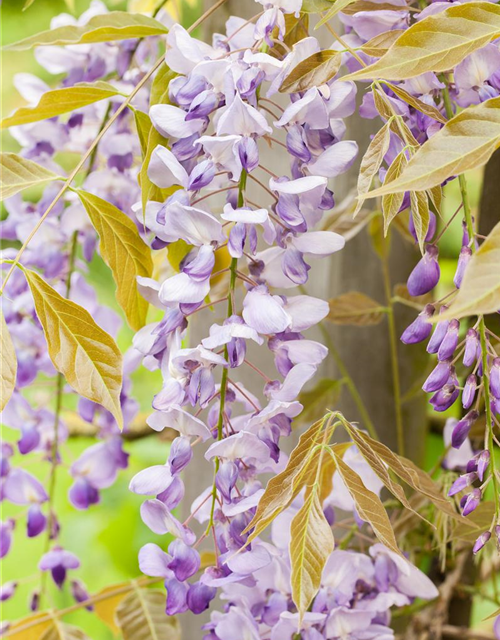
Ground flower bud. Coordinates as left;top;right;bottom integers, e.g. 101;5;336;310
0;582;17;602
490;357;500;399
29;590;40;612
401;304;435;345
477;450;490;481
461;488;481;516
451;411;478;449
169;437;193;476
453;246;472;288
437;319;460;361
215;461;239;502
473;530;491;554
462;374;477;410
71;580;92;610
407;245;440;297
27;504;47;538
430;383;459;412
423;360;452;393
427;306;449;354
448;472;477;496
463;329;480;367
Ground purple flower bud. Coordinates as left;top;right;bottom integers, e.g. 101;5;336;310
168;437;193;475
430;383;459;412
0;582;17;602
0;520;15;559
188;160;215;191
422;359;452;392
401;305;435;344
409;210;436;244
215;461;239;502
407;245;440;297
186;582;216;614
463;329;480;367
451;410;478;449
477;450;490;481
473;530;491;554
454;246;472;288
427;306;449;354
490;357;500;399
27;504;47;538
237;136;259;173
448;472;477;496
165;578;189;615
466;455;478;474
462;374;477;410
437;319;460;361
461;488;481;516
71;580;92;610
168;539;200;581
29;590;40;612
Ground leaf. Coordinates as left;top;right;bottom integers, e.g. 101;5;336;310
22;0;37;9
302;0;334;12
298;378;342;424
24;269;123;428
382;151;408;234
1;312;17;411
94;582;133;635
5;613;52;640
149;63;177;108
360;30;404;57
316;0;360;26
1;82;120;129
0;153;62;200
433;220;500;320
427;185;442;216
243;417;330;541
280;50;342;93
372;90;421;148
409;190;430;254
367;96;500;196
393;283;433;308
76;190;153;331
451;501;494;544
383;82;447;124
283;13;310;48
369;214;390;261
4;12;168;50
39;623;90;640
343;2;500;81
115;588;181;640
290;488;334;623
134;110;153;157
354;120;392;216
343;1;408;13
327;292;386;326
333;451;403;556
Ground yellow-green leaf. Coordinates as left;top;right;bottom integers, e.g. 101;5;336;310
22;0;37;10
343;1;408;13
24;269;123;428
1;612;52;639
433;220;500;320
39;623;90;640
280;50;342;93
343;2;500;81
134;110;153;157
1;312;17;411
76;190;153;331
316;0;360;26
366;97;500;196
382;81;447;124
115;589;181;640
360;30;404;58
290;487;334;623
327;291;386;326
427;185;442;216
1;82;120;129
410;190;430;254
4;12;168;50
298;378;342;424
150;63;177;107
382;150;408;234
333;451;403;556
354;120;392;216
0;153;62;200
302;0;334;12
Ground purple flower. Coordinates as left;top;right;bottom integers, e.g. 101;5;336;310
0;520;15;559
39;547;80;588
427;307;449;354
422;359;452;393
215;461;239;502
490;358;500;399
186;581;216;614
477;450;490;481
429;383;459;412
463;328;479;367
27;504;47;538
168;437;193;475
71;580;92;610
400;305;434;344
473;531;491;554
454;246;472;288
437;319;460;361
448;472;478;497
461;488;481;516
407;245;440;297
166;578;189;615
451;411;478;449
168;539;200;581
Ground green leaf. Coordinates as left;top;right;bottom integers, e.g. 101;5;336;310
134;110;153;157
149;63;177;107
301;0;334;12
327;291;386;326
365;97;500;196
76;190;153;331
39;623;90;640
243;416;331;542
280;50;342;93
1;312;17;411
315;0;360;26
115;589;181;640
354;120;392;216
343;2;500;81
382;81;447;124
333;451;403;556
382;151;408;234
298;378;342;424
0;153;62;200
290;487;334;623
1;82;120;129
24;269;123;428
433;220;500;320
4;12;168;50
360;30;404;58
409;190;430;254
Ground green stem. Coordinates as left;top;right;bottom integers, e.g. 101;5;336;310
381;240;405;456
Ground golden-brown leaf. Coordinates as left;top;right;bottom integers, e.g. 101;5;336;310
1;82;120;129
115;589;180;640
327;291;386;326
360;30;404;58
1;311;17;411
39;623;90;640
283;12;310;48
77;190;153;331
24;269;123;428
0;153;62;200
383;82;447;124
333;452;403;556
366;97;500;196
382;151;408;235
4;613;52;640
94;582;133;635
280;50;342;93
410;190;430;254
354;120;392;216
316;0;360;25
343;1;408;13
344;2;500;81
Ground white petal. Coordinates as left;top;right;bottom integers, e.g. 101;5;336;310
307;140;358;178
159;272;210;305
147;145;188;189
283;295;330;331
242;286;292;335
150;104;204;139
292;231;345;256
